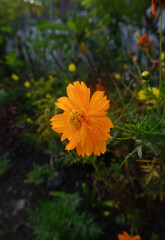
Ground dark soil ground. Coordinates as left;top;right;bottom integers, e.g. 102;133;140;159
0;150;45;240
0;143;124;240
1;144;165;240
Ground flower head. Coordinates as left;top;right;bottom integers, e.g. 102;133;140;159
46;93;51;99
96;83;106;91
68;63;76;72
138;87;159;101
136;34;149;46
49;75;53;80
138;89;147;101
152;0;165;18
80;42;87;56
26;118;33;124
50;81;113;156
103;211;110;216
137;87;159;109
11;74;19;81
24;81;31;88
27;92;31;98
136;33;153;53
118;231;141;240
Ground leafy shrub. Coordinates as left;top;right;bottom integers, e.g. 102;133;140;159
0;152;11;177
27;193;103;240
25;163;57;185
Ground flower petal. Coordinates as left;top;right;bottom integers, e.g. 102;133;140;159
50;113;70;133
132;236;141;240
81;127;93;156
117;234;127;240
90;116;113;132
123;232;132;240
61;126;75;141
79;121;87;146
56;97;73;111
89;91;109;113
76;142;85;156
152;0;157;18
67;81;90;111
65;132;79;151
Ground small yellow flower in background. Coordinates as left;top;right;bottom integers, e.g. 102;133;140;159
137;89;146;101
80;42;87;56
68;63;76;72
137;87;160;109
24;81;31;88
26;118;33;124
11;74;19;81
27;92;31;98
46;93;51;99
146;100;156;109
49;75;53;80
123;63;128;71
50;81;113;156
103;211;110;217
138;87;159;101
152;87;159;98
37;8;42;16
133;56;138;64
118;231;141;240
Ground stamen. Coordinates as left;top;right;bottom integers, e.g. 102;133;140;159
69;110;82;130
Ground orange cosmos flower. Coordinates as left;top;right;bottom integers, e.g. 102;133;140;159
50;81;113;156
136;34;149;46
152;0;165;18
118;231;141;240
96;83;106;91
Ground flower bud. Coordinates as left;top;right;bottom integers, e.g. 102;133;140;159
133;56;138;64
141;71;150;80
161;52;165;62
114;73;121;81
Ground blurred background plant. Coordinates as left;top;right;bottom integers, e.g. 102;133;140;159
27;193;103;240
0;152;12;177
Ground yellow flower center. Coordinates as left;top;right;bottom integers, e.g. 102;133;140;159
69;110;83;130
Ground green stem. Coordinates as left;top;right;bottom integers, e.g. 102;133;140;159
113;79;125;108
159;8;163;113
163;102;165;127
92;158;98;172
117;78;134;95
114;125;135;134
114;124;165;136
135;62;142;79
145;50;154;61
114;105;146;124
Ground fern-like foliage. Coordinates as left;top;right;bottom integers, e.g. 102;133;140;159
27;193;103;240
119;112;165;155
58;149;97;166
25;163;57;185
